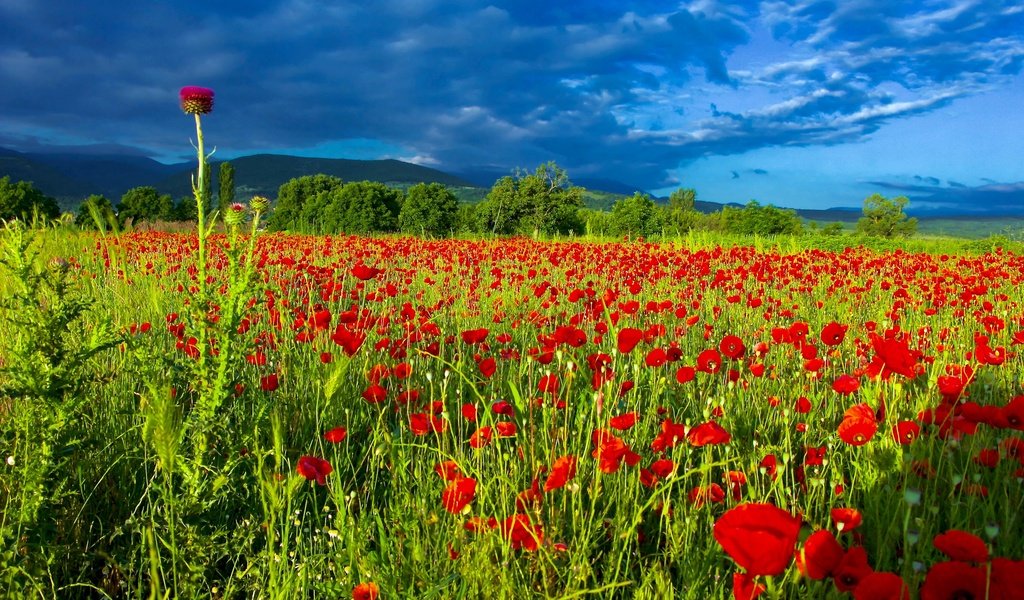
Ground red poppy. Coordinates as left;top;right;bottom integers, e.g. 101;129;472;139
352;582;379;600
795;529;844;580
362;384;387;404
544;455;578;492
832;374;860;395
830;507;863;532
891;421;920;445
687;421;732;446
296;455;332;486
852;572;910;600
469;426;493;448
820;322;848;346
866;333;921;381
838;404;877;446
832;546;873;593
688;483;726;508
617;327;644;354
696;348;723;373
501;514;544;551
538;373;560;395
919;561;987;600
260;373;279;392
441;476;476;514
732;571;766;600
713;503;802;576
609;412;639;430
478;357;497;378
720;335;746;360
351;264;382;280
675;365;696;384
933;529;989;563
991;558;1024;600
324;426;348;443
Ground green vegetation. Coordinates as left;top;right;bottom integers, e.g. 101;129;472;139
399;182;460;237
474;162;585;235
0;176;60;223
856;193;918;238
218;161;235;212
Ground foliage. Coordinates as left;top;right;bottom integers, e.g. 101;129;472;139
74;194;117;230
856;193;918;238
399;182;459;237
117;186;174;226
609;192;663;237
218;161;235;213
475;162;585;236
266;174;344;231
668;187;696;212
0;177;61;223
722;201;803;236
300;180;402;234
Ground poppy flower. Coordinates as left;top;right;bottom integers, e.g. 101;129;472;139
919;561;986;600
838;404;877;446
362;384;387;404
832;546;873;593
832;374;860;395
260;373;279;392
696;348;723;373
296;455;332;486
675;365;696;384
891;421;920;445
713;503;802;576
933;529;989;563
352;582;379;600
866;333;921;381
179;86;214;115
852;572;910;600
324;426;347;443
351;264;382;280
441;476;477;513
617;327;644;354
544;455;577;492
820;322;848;346
720;335;746;360
732;572;765;600
831;507;863;532
478;357;497;378
687;421;732;446
688;483;726;508
500;514;544;551
609;412;639;430
795;529;844;580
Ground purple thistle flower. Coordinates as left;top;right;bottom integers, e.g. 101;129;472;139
179;86;214;115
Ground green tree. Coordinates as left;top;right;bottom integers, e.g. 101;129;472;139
856;194;918;238
0;177;60;223
399;183;459;237
74;194;116;230
475;162;584;236
302;181;402;234
723;201;803;236
218;161;235;213
118;186;172;227
610;192;662;237
267;174;344;231
668;187;696;212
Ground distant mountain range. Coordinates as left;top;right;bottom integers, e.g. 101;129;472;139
0;146;1008;223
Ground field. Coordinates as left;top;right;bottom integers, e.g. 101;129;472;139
2;221;1024;599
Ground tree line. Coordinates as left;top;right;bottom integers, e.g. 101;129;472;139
1;161;917;239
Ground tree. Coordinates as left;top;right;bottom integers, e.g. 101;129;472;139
723;201;803;236
475;162;584;236
0;177;60;223
610;192;662;237
267;174;344;231
75;194;116;230
300;181;402;234
856;194;918;238
399;183;459;237
118;186;171;227
669;188;696;212
218;161;235;213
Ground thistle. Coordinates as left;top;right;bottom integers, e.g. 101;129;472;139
179;86;214;115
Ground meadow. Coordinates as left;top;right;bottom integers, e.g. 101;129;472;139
1;216;1023;599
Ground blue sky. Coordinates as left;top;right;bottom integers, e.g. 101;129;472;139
0;1;1021;210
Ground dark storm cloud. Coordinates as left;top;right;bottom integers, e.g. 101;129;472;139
0;0;1020;188
866;178;1024;214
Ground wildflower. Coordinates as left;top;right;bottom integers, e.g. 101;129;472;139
179;86;214;115
296;456;332;485
713;503;802;576
352;582;379;600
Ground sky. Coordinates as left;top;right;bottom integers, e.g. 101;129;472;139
0;0;1022;211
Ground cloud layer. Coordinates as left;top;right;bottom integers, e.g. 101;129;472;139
0;1;1021;189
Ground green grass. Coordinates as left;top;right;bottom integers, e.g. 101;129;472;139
1;224;1022;598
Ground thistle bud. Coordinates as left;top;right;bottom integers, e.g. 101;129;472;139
224;202;247;226
249;195;271;215
179;86;214;115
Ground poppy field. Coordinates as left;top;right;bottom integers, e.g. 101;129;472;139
2;222;1024;599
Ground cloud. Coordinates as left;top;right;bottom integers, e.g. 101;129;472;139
0;0;1020;189
866;177;1024;214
